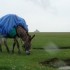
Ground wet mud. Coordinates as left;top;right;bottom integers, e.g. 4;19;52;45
40;58;70;68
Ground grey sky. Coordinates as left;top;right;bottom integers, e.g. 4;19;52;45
0;0;70;32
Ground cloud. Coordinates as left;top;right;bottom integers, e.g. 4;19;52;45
0;0;70;32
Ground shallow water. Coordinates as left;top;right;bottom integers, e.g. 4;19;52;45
58;66;70;70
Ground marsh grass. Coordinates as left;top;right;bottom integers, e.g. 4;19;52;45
0;32;70;70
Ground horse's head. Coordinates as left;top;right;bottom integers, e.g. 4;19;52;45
16;26;35;55
23;34;35;55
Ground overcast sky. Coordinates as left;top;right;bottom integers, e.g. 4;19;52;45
0;0;70;32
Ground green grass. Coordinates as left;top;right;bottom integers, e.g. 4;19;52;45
0;32;70;70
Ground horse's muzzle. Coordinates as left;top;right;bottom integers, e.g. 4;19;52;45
26;51;30;55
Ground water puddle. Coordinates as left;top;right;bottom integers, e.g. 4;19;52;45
40;58;70;69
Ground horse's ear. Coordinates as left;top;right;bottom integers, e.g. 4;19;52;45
31;34;35;40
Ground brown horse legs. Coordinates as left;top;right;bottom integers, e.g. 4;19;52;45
0;38;10;53
0;44;2;52
12;38;16;53
0;38;2;52
4;38;10;53
0;38;20;54
12;38;21;54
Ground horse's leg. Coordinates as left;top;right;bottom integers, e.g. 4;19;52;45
12;38;21;54
4;38;10;53
0;38;2;52
12;38;16;53
15;38;21;54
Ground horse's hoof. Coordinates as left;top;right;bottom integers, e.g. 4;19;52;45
0;51;2;53
0;49;2;52
7;50;10;53
12;50;14;54
18;51;21;54
7;49;10;52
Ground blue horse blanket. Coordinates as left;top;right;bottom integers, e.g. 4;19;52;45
0;14;28;37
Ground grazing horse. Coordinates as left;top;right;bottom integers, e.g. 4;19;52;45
0;26;35;55
0;14;35;55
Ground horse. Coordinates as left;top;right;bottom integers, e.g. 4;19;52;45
0;26;35;55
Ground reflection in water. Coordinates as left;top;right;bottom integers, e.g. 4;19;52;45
58;66;70;70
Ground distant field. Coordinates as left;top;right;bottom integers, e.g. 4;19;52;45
31;32;70;48
0;32;70;70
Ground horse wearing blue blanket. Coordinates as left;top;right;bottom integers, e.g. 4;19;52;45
0;14;35;55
